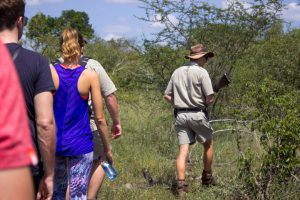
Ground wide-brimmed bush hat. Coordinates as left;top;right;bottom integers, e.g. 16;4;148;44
185;44;214;59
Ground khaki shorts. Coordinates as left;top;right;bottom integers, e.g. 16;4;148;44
174;111;213;145
92;131;104;161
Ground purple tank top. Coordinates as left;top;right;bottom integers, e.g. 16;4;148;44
53;65;93;156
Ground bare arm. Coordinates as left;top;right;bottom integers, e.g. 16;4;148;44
34;92;55;199
205;94;214;106
164;94;174;105
104;93;122;139
90;72;112;162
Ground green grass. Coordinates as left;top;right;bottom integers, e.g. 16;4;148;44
98;90;299;199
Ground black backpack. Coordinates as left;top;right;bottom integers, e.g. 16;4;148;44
51;56;91;67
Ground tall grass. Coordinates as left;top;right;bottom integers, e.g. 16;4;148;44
98;90;299;199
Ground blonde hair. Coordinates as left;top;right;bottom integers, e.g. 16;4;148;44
60;28;81;64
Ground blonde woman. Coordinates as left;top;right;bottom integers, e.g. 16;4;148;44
51;28;112;200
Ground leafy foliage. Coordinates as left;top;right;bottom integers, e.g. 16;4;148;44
237;78;300;199
142;41;186;91
58;10;94;39
84;38;148;89
22;1;300;198
26;10;94;60
232;25;300;199
138;0;285;116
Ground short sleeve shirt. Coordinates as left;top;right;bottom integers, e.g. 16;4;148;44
6;43;55;175
86;59;117;131
165;61;214;109
0;41;37;169
86;59;117;97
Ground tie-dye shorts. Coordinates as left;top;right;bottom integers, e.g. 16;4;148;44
53;152;93;200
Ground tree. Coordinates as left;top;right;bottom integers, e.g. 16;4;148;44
84;37;145;89
141;41;186;91
26;10;94;59
138;0;284;116
25;13;60;55
58;10;94;39
229;26;300;198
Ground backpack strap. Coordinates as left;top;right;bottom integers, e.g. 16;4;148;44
79;56;91;67
51;56;92;67
12;46;21;61
79;55;92;115
51;59;62;66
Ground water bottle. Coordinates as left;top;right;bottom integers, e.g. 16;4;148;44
101;161;117;181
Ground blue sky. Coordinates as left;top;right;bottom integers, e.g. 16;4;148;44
26;0;300;41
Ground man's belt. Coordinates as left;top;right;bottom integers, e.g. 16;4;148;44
173;107;207;118
175;108;204;112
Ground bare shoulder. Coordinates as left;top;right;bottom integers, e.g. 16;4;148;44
82;68;98;80
50;65;58;77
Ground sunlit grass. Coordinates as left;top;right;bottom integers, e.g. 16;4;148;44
97;90;298;199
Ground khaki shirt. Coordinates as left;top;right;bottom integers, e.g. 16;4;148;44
165;61;214;109
53;57;117;131
86;59;116;131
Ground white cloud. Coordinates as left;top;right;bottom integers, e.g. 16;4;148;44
150;14;179;29
282;2;300;22
167;14;179;26
151;14;165;28
221;0;251;10
104;33;122;41
27;0;64;6
221;0;228;9
102;24;132;40
27;0;40;5
104;0;138;3
103;25;132;34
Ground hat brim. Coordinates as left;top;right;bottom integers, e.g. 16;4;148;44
185;52;214;59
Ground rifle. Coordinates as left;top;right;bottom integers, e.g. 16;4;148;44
213;73;231;93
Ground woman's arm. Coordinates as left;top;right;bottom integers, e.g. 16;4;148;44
89;71;112;163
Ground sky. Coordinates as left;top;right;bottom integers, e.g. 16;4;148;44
25;0;300;41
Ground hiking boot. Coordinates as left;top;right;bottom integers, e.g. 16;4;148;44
177;180;188;196
201;170;217;186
